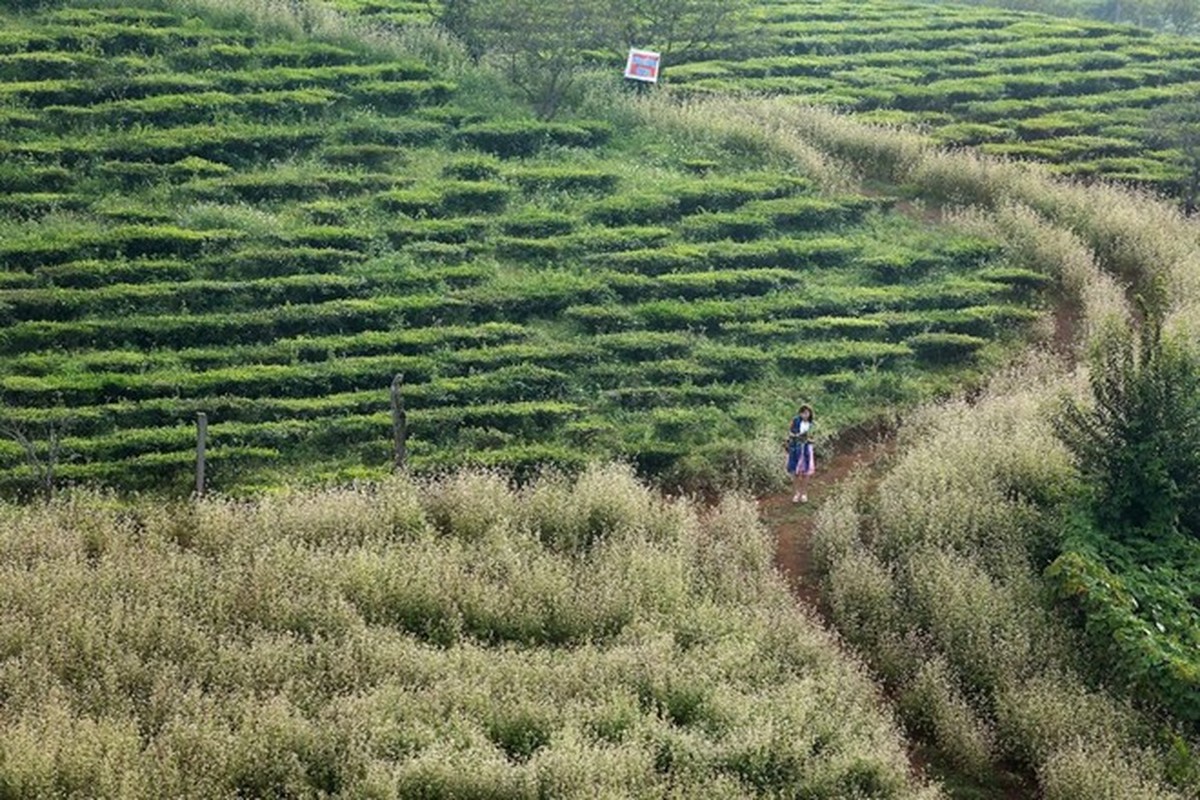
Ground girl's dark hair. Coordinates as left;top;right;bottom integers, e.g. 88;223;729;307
798;404;814;421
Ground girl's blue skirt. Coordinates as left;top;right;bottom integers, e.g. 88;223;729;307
787;442;815;476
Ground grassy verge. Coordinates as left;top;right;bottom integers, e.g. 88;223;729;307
0;464;941;799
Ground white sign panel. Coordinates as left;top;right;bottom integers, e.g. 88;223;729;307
624;48;661;83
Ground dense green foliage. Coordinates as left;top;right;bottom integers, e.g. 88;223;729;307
1049;314;1200;727
1056;315;1200;541
0;466;935;799
1046;525;1200;727
0;1;1046;496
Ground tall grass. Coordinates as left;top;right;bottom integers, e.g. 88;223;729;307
812;372;1197;797
0;464;940;798
628;92;1200;793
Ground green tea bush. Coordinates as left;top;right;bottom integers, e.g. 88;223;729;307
722;316;888;344
102;123;326;165
441;154;501;181
694;343;773;381
743;194;877;230
585;193;681;226
498;210;575;238
437;180;512;214
860;248;933;284
200;246;363;279
655;268;800;300
561;303;636;333
707;237;859;269
453;119;610;157
385;217;490;245
778;341;912;372
507;166;619;193
187;169;396;203
319;142;404;168
597;245;706;275
350;79;454;111
905;332;988;364
332;116;446;147
678;211;774;242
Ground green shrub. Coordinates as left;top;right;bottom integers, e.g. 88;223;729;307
706;237;859;269
453;119;610;157
594;331;693;360
743;195;878;230
437;180;512;214
0;164;72;192
655;268;800;300
597;245;706;275
493;236;565;261
440;155;501;181
332;117;445;147
1056;318;1200;541
906;332;988;364
385;218;490;245
778;341;912;372
507;166;619;193
562;225;673;253
200;247;363;280
585;193;681;226
860;248;934;284
562;304;636;333
678;211;774;242
976;266;1054;297
318;143;404;168
0;192;86;219
671;174;807;215
694;343;773;381
350;79;455;111
498;210;575;238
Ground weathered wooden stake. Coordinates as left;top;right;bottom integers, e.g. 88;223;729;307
195;412;207;497
390;374;407;470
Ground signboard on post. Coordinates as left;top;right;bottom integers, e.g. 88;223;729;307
624;48;661;83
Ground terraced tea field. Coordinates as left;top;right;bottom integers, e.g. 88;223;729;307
0;3;1048;495
661;1;1200;194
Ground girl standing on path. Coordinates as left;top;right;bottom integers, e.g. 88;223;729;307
786;404;815;503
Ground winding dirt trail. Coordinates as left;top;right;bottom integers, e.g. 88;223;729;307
758;425;895;609
757;427;1040;799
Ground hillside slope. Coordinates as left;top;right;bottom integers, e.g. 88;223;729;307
659;0;1200;195
0;1;1049;496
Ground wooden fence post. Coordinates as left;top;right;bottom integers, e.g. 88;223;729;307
195;412;207;497
390;374;407;470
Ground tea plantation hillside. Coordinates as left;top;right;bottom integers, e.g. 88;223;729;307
0;2;1049;496
656;0;1200;195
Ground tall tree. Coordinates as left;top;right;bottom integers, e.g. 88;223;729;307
610;0;750;60
441;0;614;119
1155;0;1200;34
437;0;750;118
1056;308;1200;541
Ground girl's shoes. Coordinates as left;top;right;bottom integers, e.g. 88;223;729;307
800;494;808;504
792;492;802;504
